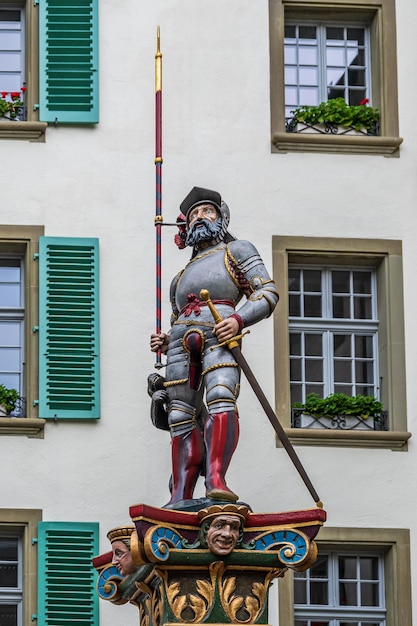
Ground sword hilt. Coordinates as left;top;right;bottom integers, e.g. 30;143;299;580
199;289;248;350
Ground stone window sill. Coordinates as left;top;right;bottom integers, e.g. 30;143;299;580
0;122;47;142
272;132;403;157
0;417;46;438
283;427;411;451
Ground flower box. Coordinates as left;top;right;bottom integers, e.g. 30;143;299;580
291;408;388;431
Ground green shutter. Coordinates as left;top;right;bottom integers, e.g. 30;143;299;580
38;236;100;419
37;521;99;626
39;0;99;123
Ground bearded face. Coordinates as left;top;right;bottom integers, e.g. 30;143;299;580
185;216;224;247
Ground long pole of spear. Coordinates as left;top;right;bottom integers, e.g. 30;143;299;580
154;26;163;368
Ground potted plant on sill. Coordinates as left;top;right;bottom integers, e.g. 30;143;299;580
0;87;27;121
291;392;386;431
286;98;380;136
0;384;20;416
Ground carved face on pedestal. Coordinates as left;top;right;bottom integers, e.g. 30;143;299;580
206;514;242;556
111;540;136;576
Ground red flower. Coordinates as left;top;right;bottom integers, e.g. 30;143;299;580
1;91;8;98
359;98;369;105
20;86;27;92
10;92;20;100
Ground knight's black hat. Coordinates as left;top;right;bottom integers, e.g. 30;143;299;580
180;187;222;220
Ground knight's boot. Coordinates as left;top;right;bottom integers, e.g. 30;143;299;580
165;427;205;506
204;411;239;502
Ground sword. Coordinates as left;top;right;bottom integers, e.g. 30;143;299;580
200;288;323;508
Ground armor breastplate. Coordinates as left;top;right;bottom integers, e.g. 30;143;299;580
175;245;241;311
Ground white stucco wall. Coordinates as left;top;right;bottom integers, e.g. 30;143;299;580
1;0;417;624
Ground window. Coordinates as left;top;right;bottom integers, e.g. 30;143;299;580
0;228;100;437
289;266;379;403
269;0;402;156
0;259;25;409
294;552;385;625
278;528;412;626
0;509;41;626
273;237;410;450
0;0;98;142
284;23;371;116
0;534;23;626
0;511;99;626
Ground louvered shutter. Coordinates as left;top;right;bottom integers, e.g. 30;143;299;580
39;0;99;123
37;522;99;626
38;237;100;419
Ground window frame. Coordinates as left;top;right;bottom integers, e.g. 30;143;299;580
278;527;412;626
0;0;46;141
0;226;45;437
284;20;372;114
0;509;41;626
289;265;380;402
269;0;402;156
273;236;410;450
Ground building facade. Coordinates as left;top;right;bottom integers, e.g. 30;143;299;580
0;0;415;624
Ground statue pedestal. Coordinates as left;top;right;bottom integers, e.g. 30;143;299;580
94;503;326;626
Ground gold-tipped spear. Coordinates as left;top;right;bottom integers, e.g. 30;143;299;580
154;27;163;368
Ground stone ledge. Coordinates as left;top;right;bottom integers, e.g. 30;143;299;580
282;428;411;451
0;417;46;438
0;122;47;142
272;132;403;157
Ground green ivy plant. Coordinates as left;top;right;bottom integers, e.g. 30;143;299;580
291;98;379;133
292;393;383;419
0;384;19;414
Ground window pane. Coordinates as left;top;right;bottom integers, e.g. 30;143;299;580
0;537;18;587
294;579;307;603
299;25;317;41
304;269;321;291
290;333;301;355
349;89;366;105
334;334;351;357
339;555;357;578
355;335;373;358
305;384;324;396
291;383;303;404
0;538;18;560
285;66;298;84
355;361;373;384
339;581;358;605
361;581;380;606
311;554;328;577
304;295;322;316
311;581;328;604
285;46;297;65
332;270;350;293
305;334;322;356
327;27;345;43
290;359;302;381
347;27;365;46
285;24;296;39
299;67;318;86
299;47;318;66
333;295;350;318
348;68;365;86
0;605;17;626
299;87;319;105
289;294;301;316
334;360;352;384
305;359;323;382
360;556;379;579
326;47;345;67
354;296;372;319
